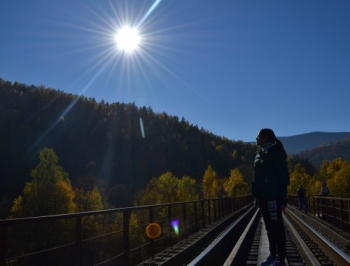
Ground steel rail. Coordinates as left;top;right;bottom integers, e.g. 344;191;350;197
285;208;350;265
289;206;350;248
283;211;321;266
186;206;257;266
222;208;259;265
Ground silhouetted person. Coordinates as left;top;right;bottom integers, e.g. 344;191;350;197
320;181;330;220
252;128;290;266
320;181;330;196
297;185;306;211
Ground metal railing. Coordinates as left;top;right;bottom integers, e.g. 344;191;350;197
0;196;253;266
288;195;350;233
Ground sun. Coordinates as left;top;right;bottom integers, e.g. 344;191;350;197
115;26;141;53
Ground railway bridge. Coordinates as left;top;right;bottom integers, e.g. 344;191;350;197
1;195;350;265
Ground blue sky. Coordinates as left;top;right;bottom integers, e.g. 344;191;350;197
1;0;349;142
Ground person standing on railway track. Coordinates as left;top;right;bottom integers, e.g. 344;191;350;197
252;128;290;266
297;185;306;212
320;181;330;219
320;181;330;196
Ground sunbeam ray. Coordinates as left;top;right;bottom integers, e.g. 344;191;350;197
137;0;162;27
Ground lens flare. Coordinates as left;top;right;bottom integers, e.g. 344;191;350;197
139;117;145;138
170;220;179;235
146;223;161;239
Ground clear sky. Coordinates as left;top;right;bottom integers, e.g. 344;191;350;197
1;0;349;142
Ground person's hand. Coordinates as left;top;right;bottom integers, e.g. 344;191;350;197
280;205;286;211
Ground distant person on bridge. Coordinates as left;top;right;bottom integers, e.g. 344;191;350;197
320;181;330;196
252;128;290;266
319;181;330;220
297;185;307;212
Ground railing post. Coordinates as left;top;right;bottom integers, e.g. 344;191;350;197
217;199;220;219
183;203;187;237
218;199;222;219
207;199;211;225
332;198;336;226
123;209;130;266
340;200;344;230
316;197;320;217
148;206;155;260
348;200;350;232
231;197;235;214
213;199;217;222
75;216;82;266
223;198;226;215
0;222;7;266
201;200;205;228
220;198;224;217
194;201;198;232
325;198;329;222
227;198;230;215
223;198;227;216
149;206;154;223
168;204;173;245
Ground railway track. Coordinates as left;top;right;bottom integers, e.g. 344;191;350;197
283;207;350;266
138;205;350;266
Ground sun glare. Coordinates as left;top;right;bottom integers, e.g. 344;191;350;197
115;26;141;53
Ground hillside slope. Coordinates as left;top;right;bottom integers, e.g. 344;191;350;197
0;79;256;199
297;137;350;169
279;132;350;154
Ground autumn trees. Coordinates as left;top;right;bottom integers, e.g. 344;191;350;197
0;78;257;218
11;148;76;217
9;148;251;219
320;158;350;197
9;147;350;219
288;157;350;198
138;165;250;206
139;172;199;205
223;168;249;197
10;148;104;218
3;80;350;219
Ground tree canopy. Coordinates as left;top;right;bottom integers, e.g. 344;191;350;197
11;148;76;217
0;78;256;218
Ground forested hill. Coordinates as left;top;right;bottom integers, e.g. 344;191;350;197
298;137;350;169
0;79;256;200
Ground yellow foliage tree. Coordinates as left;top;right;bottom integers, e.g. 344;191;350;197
157;172;179;203
139;173;199;205
9;148;76;254
139;177;159;205
318;158;350;197
75;186;104;212
326;161;350;197
202;165;219;199
10;148;76;218
75;186;104;238
288;164;311;196
177;175;199;201
223;168;249;196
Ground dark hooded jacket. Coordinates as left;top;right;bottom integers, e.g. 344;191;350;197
252;142;290;206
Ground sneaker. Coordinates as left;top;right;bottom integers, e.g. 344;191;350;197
270;261;285;266
260;255;277;266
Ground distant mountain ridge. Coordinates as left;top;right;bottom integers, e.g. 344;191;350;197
278;132;350;154
277;132;350;169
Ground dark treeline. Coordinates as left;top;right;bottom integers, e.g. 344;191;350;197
0;78;257;216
